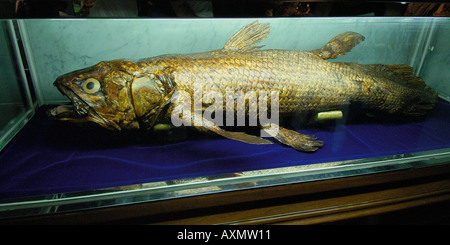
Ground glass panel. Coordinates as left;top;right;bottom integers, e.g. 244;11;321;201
20;18;445;104
0;21;33;152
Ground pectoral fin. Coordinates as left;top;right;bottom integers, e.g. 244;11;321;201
215;130;273;145
262;125;323;152
192;115;273;145
311;31;365;59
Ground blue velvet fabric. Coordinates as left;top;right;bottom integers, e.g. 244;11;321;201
1;100;450;200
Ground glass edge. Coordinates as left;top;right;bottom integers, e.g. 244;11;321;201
0;108;34;153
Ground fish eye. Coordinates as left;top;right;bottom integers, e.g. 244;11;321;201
82;78;101;94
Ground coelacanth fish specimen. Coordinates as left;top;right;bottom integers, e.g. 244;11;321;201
48;21;437;152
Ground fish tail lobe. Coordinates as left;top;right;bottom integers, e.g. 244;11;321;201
357;63;438;116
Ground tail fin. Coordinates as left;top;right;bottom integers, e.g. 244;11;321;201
344;62;438;116
355;63;428;90
374;64;428;90
371;64;438;116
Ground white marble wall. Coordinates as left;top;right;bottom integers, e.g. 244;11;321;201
20;18;449;104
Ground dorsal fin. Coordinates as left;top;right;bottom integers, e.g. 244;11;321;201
223;21;271;51
311;32;365;59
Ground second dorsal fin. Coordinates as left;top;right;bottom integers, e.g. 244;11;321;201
311;32;365;59
223;21;271;51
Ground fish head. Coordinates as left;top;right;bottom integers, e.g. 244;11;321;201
48;60;172;131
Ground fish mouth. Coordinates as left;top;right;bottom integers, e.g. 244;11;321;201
47;85;90;120
47;85;120;130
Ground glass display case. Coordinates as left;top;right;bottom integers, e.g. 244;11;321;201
0;17;449;221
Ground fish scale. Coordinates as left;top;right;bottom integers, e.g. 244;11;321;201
142;50;352;114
